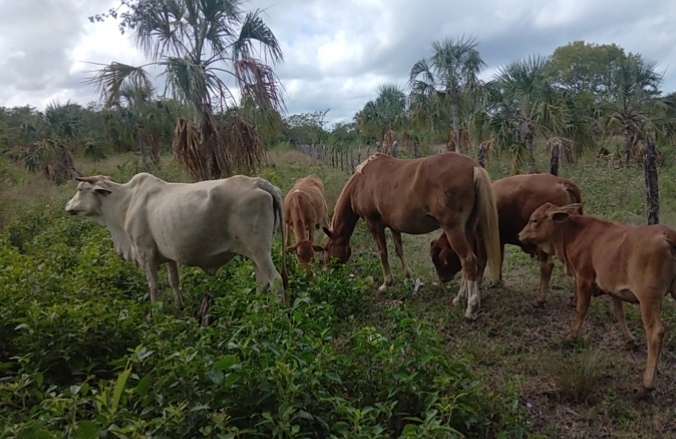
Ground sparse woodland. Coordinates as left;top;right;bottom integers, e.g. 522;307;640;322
1;0;676;437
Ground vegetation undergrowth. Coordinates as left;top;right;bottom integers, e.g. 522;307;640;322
0;187;526;438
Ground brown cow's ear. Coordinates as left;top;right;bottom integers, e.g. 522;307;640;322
286;243;298;252
322;226;333;238
558;203;583;215
312;244;324;252
551;211;570;222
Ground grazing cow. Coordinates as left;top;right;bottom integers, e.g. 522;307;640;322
284;174;330;269
65;172;289;306
430;173;583;307
323;152;501;320
518;202;676;398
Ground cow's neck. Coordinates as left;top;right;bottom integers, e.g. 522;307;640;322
554;217;588;272
331;181;359;245
100;182;136;263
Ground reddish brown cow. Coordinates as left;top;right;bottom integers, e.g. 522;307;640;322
430;173;582;307
284;174;330;269
518;202;676;398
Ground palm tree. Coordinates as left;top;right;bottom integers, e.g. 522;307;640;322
490;55;568;172
408;35;485;153
600;56;665;166
88;0;284;181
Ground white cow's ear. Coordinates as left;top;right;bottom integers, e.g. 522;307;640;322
93;185;112;196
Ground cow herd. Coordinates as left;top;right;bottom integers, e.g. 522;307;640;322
65;151;676;398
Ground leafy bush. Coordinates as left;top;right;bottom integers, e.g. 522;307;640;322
0;201;528;438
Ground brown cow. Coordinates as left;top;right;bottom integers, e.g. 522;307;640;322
518;202;676;398
430;173;582;307
284;174;330;269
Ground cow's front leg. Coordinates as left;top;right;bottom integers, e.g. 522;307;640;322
533;253;554;308
166;260;184;308
143;256;160;302
390;230;412;281
566;277;593;340
366;222;393;291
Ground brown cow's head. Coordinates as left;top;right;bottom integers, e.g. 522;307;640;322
429;235;463;283
322;226;351;265
287;240;324;270
518;202;583;255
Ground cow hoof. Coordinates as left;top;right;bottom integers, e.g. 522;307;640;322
633;386;652;401
531;298;546;308
464;312;478;321
624;338;638;351
378;283;388;292
451;297;461;307
489;280;504;289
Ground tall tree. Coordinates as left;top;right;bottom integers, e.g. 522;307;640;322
491;55;568;172
601;56;664;165
409;35;485;153
89;0;284;180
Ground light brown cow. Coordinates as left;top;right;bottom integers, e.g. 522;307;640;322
284;174;330;269
430;173;583;307
518;202;676;398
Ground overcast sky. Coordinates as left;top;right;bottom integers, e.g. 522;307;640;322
1;0;675;125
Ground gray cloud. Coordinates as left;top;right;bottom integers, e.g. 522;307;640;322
1;0;674;125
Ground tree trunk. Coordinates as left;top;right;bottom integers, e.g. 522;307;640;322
623;130;632;166
477;143;487;168
138;132;147;170
451;103;461;153
644;134;659;225
549;143;560;176
525;136;535;173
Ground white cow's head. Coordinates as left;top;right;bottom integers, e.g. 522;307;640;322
65;176;115;221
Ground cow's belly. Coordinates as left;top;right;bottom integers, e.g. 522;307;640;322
598;280;640;303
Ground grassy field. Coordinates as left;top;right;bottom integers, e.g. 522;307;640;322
265;148;676;438
2;147;676;437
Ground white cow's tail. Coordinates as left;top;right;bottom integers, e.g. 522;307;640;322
256;179;290;300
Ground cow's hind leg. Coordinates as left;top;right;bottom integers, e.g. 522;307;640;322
636;295;664;398
366;221;393;291
443;227;480;320
390;230;413;281
142;256;160;303
251;252;288;305
166;261;184;308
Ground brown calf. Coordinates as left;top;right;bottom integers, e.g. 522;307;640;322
518;202;676;398
284;174;330;269
430;173;582;307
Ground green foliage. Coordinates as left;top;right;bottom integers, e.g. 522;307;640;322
0;200;524;438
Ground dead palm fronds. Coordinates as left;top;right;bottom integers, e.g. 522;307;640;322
446;128;469;153
219;114;266;176
546;136;576;164
633;139;665;167
382;128;395;155
173;114;265;181
402;131;418;157
476;138;499;167
173;118;209;181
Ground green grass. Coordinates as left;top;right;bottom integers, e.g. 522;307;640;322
2;146;676;437
262;146;676;438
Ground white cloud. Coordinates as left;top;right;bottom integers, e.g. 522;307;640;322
0;0;675;123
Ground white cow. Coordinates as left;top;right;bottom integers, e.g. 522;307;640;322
65;172;289;306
